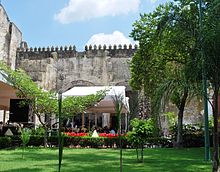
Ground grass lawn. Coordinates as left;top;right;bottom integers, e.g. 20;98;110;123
0;147;211;172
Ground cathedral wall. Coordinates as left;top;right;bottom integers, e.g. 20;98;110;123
0;5;22;69
16;45;136;91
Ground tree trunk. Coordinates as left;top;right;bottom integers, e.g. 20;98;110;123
44;126;48;148
136;148;139;162
36;113;48;148
44;114;49;148
119;113;123;172
212;87;219;172
176;89;188;148
141;143;144;163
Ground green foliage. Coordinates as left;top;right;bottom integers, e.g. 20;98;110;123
129;0;203;148
112;94;124;132
62;89;106;117
0;61;57;126
170;124;205;148
20;128;31;146
128;118;154;146
0;137;12;149
31;127;45;136
20;128;31;158
164;112;176;127
127;118;155;162
0;61;107;120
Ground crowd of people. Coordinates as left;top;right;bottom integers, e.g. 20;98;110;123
64;124;116;134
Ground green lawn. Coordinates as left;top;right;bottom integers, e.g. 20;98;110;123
0;147;211;172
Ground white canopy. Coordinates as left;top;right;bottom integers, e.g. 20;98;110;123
62;86;129;113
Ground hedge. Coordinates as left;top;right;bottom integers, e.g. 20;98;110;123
0;135;172;149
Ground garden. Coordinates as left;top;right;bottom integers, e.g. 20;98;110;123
0;0;220;171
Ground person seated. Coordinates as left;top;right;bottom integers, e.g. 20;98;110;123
91;129;99;138
103;126;109;133
110;128;116;134
81;125;87;133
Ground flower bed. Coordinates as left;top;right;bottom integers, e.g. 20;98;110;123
98;133;118;138
64;132;119;138
64;132;88;137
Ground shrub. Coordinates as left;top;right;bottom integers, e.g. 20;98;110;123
28;136;44;146
20;128;31;158
170;124;204;147
31;127;45;136
0;137;12;149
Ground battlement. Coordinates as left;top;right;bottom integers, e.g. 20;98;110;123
84;44;138;51
17;44;138;53
17;45;76;52
16;44;137;60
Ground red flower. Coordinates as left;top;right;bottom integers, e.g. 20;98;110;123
64;132;88;137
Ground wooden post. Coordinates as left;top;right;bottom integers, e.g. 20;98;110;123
3;110;6;125
88;113;91;131
82;112;85;127
95;113;97;127
125;113;128;132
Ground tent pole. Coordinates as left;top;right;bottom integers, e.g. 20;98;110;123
88;113;91;131
3;110;6;125
82;112;85;127
125;113;128;132
95;113;97;127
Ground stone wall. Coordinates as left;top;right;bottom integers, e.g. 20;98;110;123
16;45;136;91
0;5;22;69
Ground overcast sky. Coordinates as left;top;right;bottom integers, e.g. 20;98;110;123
2;0;168;51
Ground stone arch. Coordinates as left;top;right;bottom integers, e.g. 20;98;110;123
62;80;95;92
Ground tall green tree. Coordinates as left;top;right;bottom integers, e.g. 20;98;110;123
130;1;200;147
130;0;220;170
200;0;220;171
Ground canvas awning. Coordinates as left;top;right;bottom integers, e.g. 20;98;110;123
0;81;18;110
62;86;129;113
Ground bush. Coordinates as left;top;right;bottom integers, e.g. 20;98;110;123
0;134;172;149
145;137;172;148
0;137;12;149
28;136;44;146
170;124;204;147
31;127;45;136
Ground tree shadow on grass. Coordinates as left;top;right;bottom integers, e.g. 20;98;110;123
0;147;211;172
2;167;43;172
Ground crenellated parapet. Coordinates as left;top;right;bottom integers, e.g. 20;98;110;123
17;45;77;53
84;44;137;58
16;43;137;60
84;44;138;51
16;44;78;60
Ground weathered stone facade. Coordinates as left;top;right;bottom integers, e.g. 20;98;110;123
0;5;22;69
16;45;136;92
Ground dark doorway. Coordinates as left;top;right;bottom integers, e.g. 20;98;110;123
9;99;29;123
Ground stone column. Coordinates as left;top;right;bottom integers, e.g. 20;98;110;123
102;113;110;128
